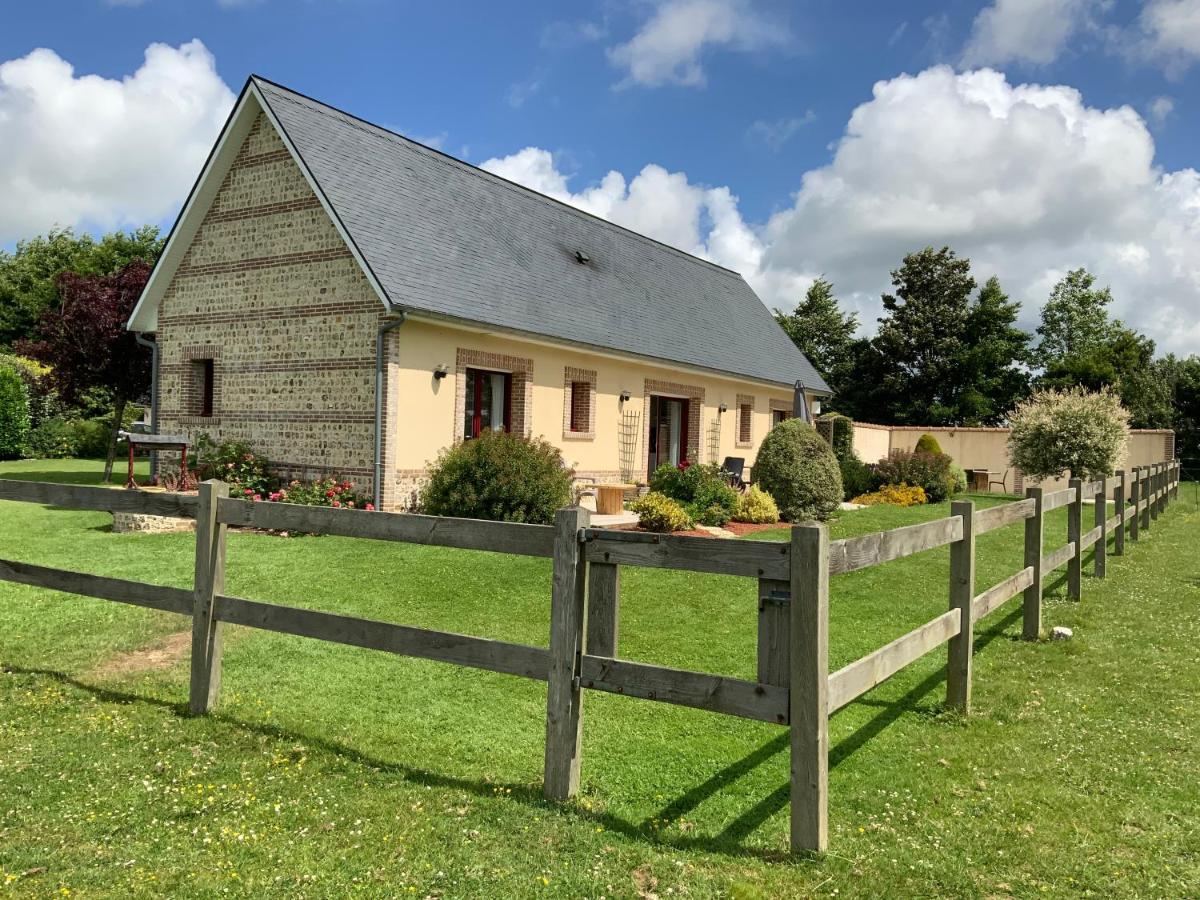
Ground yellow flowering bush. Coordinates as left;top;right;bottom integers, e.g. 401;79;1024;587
851;482;927;507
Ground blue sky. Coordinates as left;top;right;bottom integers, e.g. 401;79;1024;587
2;0;1199;351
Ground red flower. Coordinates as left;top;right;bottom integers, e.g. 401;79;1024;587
332;499;342;508
325;489;336;498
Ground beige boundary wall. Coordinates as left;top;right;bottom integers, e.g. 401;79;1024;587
853;422;1175;495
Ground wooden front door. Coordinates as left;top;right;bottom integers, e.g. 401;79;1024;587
647;395;688;477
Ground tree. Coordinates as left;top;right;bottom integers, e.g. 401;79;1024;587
872;246;976;424
1007;387;1129;480
0;364;30;460
774;277;859;392
958;276;1031;425
1035;268;1115;367
19;261;153;482
0;226;163;348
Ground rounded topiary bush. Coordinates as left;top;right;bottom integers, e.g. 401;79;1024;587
915;433;943;455
420;430;573;524
752;419;842;521
0;365;31;460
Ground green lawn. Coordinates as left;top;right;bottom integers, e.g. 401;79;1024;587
1;460;1198;897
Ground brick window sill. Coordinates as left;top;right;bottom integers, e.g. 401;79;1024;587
562;430;596;441
735;441;753;450
180;415;221;426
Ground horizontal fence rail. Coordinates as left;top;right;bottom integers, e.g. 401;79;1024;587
0;459;1182;856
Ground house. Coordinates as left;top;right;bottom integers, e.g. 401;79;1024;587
127;76;831;510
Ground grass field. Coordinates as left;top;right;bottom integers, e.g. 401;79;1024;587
1;458;1198;897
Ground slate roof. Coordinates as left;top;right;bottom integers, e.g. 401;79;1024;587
253;77;830;392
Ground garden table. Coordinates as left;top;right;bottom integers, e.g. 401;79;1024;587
118;431;190;489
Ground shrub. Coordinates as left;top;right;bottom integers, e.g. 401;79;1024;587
27;416;76;459
0;365;30;460
733;485;780;524
649;461;740;526
948;462;967;495
420;430;573;524
838;452;875;501
816;412;855;461
1008;387;1129;480
272;476;370;509
72;417;111;458
629;491;694;532
194;435;273;496
752;419;842;521
915;433;943;455
0;353;56;429
851;483;928;507
874;449;958;502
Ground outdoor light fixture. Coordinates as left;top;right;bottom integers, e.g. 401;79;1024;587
433;364;449;380
719;402;728;413
619;390;631;402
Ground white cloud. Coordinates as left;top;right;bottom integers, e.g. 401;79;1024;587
1148;95;1175;126
1134;0;1200;73
607;0;787;88
961;0;1104;66
747;112;815;151
0;40;235;245
483;66;1200;356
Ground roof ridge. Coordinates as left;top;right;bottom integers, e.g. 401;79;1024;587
249;74;746;281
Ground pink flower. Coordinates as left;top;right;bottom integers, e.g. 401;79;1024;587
332;500;342;508
346;501;355;508
252;494;262;502
365;503;375;511
243;488;254;496
268;491;282;502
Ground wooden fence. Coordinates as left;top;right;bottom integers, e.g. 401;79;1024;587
0;460;1182;854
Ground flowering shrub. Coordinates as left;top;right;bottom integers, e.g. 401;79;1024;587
732;485;780;524
1008;387;1128;480
194;435;271;497
629;491;694;532
649;461;739;526
873;449;958;502
272;477;372;510
851;483;927;507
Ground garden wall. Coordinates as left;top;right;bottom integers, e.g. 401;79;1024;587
853;423;1175;496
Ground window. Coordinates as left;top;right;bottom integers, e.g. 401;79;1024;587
463;368;511;439
772;408;791;427
738;401;753;445
190;358;215;418
569;381;590;433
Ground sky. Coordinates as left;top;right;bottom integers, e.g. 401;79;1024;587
2;0;1199;354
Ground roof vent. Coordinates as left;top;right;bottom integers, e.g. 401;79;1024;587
574;249;591;265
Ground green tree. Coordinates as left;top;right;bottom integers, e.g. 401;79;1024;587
958;276;1031;425
0;226;163;348
1007;386;1129;480
873;246;976;425
774;277;859;392
1035;268;1115;367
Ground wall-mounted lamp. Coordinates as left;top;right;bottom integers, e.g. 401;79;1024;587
718;402;728;414
433;364;449;380
619;390;631;403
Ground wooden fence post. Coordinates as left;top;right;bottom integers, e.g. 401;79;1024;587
1141;467;1152;533
1130;468;1141;542
544;506;590;801
947;500;975;713
1094;476;1107;578
1150;464;1160;521
758;578;790;686
1023;487;1044;640
189;479;229;715
1067;478;1082;600
790;522;828;854
1113;471;1125;557
586;563;620;658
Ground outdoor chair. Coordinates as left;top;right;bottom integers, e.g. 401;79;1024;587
722;456;747;490
989;469;1010;493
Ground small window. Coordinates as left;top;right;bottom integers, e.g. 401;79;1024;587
773;408;790;427
738;402;753;444
569;381;590;433
190;358;214;418
463;368;512;439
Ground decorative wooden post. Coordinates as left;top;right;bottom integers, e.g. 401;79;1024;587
947;500;975;713
1113;471;1126;557
544;506;590;801
1094;476;1107;578
189;479;229;715
1067;478;1082;600
1141;467;1152;533
757;578;790;686
586;563;620;658
1023;487;1044;641
790;522;829;854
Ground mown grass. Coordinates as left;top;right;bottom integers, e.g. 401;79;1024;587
1;459;1198;897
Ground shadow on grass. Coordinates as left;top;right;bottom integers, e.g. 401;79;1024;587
2;602;1029;862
